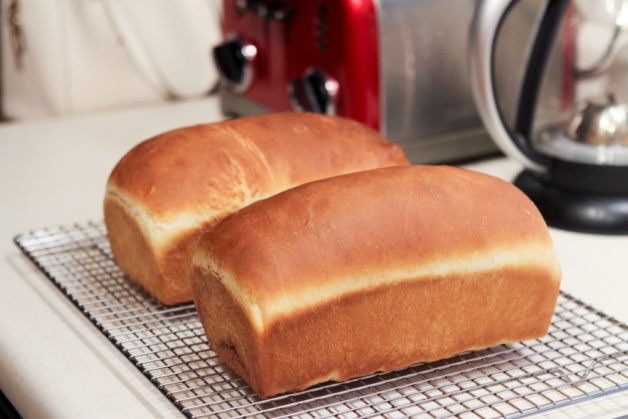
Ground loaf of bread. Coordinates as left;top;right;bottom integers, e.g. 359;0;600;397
104;112;408;305
190;165;561;399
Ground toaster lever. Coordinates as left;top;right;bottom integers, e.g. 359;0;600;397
236;0;292;21
213;37;257;94
289;68;338;115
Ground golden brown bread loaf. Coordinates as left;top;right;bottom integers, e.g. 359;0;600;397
104;112;408;305
190;165;562;399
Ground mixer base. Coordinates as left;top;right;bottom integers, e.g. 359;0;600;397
515;170;628;235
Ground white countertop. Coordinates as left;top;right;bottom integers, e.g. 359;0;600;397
0;96;626;418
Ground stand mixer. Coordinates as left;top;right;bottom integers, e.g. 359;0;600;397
470;0;628;234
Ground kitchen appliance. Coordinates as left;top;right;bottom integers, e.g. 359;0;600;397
470;0;628;234
212;0;551;164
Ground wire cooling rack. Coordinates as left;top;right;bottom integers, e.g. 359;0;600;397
13;220;628;418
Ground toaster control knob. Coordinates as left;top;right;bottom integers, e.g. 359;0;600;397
212;37;257;94
289;69;338;115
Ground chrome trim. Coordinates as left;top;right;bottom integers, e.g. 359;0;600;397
469;0;546;173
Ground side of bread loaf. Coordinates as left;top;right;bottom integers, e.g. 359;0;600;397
104;112;408;304
190;165;561;398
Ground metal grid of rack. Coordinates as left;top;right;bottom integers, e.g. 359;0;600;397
13;220;628;418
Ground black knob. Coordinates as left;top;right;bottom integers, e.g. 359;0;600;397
289;69;337;114
212;38;257;93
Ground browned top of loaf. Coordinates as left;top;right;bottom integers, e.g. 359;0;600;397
107;112;408;218
195;165;558;306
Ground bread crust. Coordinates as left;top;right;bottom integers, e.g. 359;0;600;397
190;165;561;398
104;112;408;304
